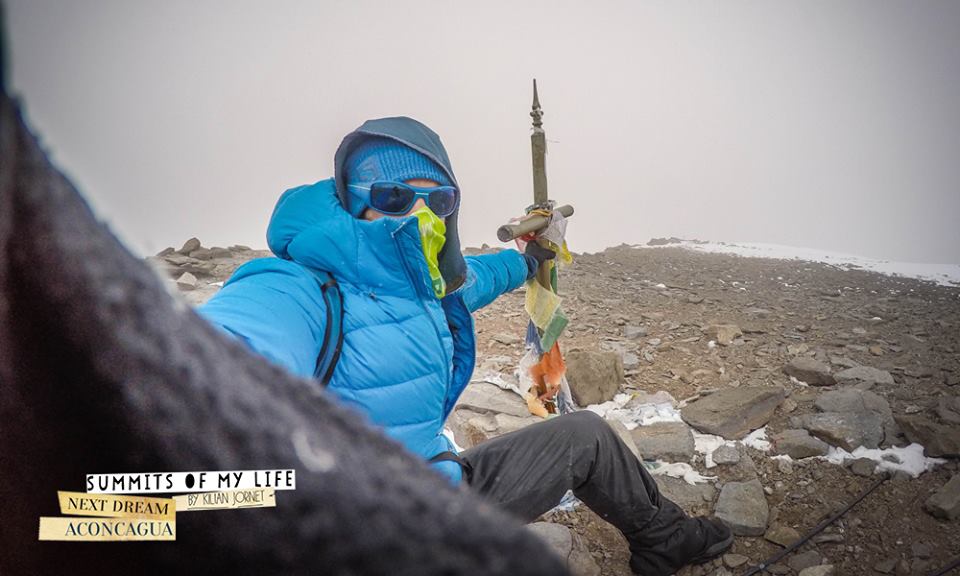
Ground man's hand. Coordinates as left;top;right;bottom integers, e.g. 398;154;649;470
523;241;556;280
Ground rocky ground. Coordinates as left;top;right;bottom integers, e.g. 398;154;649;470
149;238;960;576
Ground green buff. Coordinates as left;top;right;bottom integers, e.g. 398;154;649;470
412;206;447;299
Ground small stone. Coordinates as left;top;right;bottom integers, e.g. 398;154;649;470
713;444;741;465
687;295;705;304
937;397;960;425
565;350;624;406
891;470;912;483
764;524;800;547
492;333;522;346
911;542;932;559
624;325;648;339
177;237;201;254
526;522;600;576
848;457;877;477
834;365;895;387
873;558;897;574
787;343;810;355
175;271;198;291
656;476;717;513
714;479;769;536
777;459;793;474
788;551;823;573
723;553;749;568
925;474;960;520
813;533;844;544
630;422;696;462
798;565;835;576
155;246;175;257
781;398;798;413
783;357;836;386
705;324;743;346
772;429;830;459
767;564;791;575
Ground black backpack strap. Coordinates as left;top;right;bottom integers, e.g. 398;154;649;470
429;451;474;484
307;268;344;386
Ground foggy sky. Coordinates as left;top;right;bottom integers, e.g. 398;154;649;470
8;1;960;263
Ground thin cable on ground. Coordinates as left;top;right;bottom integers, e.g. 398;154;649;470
741;473;889;576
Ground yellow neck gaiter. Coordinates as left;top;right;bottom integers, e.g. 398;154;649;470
412;206;447;299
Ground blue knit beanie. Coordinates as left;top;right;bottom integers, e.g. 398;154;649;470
344;137;453;217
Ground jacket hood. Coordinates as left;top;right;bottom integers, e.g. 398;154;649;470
333;117;466;292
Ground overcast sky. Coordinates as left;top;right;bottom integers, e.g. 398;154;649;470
8;1;960;263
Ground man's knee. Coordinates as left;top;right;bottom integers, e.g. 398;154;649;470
563;410;609;440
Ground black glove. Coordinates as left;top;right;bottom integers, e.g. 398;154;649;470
523;241;557;280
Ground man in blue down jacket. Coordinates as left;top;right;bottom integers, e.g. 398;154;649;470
199;116;732;576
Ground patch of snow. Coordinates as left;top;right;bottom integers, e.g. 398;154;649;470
647;462;717;485
638;241;960;287
822;443;945;478
742;427;771;452
585;397;682;430
470;369;523;397
693;432;730;468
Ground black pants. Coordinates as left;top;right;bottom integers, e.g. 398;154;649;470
460;411;710;576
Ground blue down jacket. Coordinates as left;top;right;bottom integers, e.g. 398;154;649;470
199;123;528;483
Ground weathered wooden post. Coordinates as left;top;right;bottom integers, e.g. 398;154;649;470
497;80;576;416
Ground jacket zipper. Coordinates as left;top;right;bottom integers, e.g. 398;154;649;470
391;224;453;419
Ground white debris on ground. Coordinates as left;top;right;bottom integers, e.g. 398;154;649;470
647;462;716;485
584;394;682;430
639;240;960;287
470;369;523;396
742;427;771;452
822;443;946;478
693;433;730;468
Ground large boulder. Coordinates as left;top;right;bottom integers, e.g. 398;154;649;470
937;397;960;425
681;387;785;439
526;523;601;576
565;350;624;406
834;366;894;388
783;357;836;386
657;476;717;514
447;410;540;449
895;416;960;458
924;475;960;520
801;412;884;451
629;422;696;462
772;429;830;459
714;479;769;536
815;388;898;445
177;236;202;254
455;383;530;418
